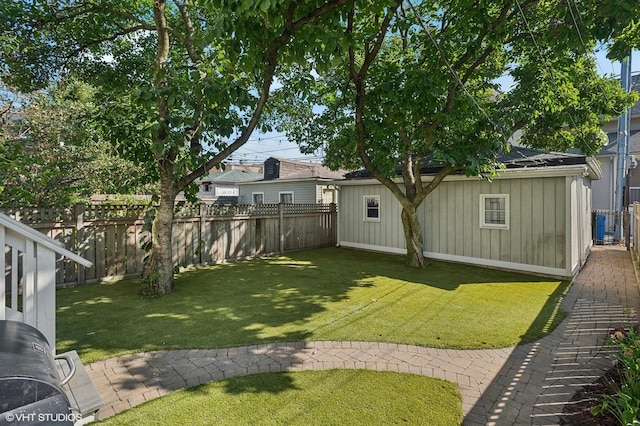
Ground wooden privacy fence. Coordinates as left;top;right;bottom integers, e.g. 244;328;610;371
3;203;337;286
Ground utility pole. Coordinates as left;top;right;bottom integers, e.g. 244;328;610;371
615;54;632;243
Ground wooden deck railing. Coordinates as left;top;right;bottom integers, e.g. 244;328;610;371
1;213;91;351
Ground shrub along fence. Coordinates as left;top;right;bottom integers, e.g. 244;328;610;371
3;203;337;286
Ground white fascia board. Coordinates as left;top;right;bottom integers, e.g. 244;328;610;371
586;157;603;180
338;241;408;255
337;165;591;186
238;178;338;185
435;165;590;181
339;240;571;279
423;251;571;279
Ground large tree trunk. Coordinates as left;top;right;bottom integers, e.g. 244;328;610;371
401;205;425;267
141;163;177;295
140;0;175;296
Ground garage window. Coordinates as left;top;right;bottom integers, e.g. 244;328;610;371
480;194;509;229
364;195;380;222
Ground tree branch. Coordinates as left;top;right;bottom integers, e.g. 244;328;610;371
347;1;357;81
82;1;154;28
66;24;154;59
416;165;456;205
178;0;350;189
152;0;173;166
351;1;402;186
359;1;402;79
173;0;201;63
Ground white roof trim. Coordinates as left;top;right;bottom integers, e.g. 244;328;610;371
586;157;604;180
442;165;592;180
0;213;92;267
238;177;340;185
336;164;595;186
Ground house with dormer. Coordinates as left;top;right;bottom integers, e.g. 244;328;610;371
238;157;348;204
195;168;263;204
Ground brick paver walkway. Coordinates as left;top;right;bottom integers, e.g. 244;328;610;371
466;246;640;425
86;246;640;425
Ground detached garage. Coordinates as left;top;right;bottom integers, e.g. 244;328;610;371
337;146;601;279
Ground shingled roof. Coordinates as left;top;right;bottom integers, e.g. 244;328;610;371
198;169;263;183
261;157;349;181
345;145;589;179
600;130;640;156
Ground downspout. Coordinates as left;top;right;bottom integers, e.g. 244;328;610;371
610;157;616;211
615;55;632;240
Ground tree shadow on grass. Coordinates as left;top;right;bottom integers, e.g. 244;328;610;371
57;249;357;361
220;372;301;395
53;246;579;414
56;246;567;362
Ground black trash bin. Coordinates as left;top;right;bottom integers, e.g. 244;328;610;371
0;320;75;425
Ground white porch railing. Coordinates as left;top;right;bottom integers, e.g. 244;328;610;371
1;213;92;353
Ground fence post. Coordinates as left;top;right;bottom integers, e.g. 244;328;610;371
279;203;285;253
75;204;86;285
199;204;207;265
625;210;631;250
330;203;337;245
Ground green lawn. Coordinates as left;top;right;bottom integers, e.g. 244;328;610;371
57;247;568;363
97;370;462;426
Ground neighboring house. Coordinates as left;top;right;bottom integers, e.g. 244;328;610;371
592;131;640;210
238;157;348;204
337;146;600;279
592;74;640;210
194;168;263;204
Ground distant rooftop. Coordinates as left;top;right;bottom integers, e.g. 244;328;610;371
600;130;640;156
198;169;263;183
262;157;349;181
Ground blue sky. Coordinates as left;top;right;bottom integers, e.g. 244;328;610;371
233;49;640;164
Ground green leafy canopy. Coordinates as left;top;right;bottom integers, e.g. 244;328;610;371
272;0;637;180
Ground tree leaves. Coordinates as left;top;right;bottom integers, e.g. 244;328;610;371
0;80;153;205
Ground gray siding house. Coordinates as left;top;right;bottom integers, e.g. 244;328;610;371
195;168;263;204
238;157;348;204
592;74;640;210
337;147;600;279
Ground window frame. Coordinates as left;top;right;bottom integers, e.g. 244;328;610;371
252;192;264;205
479;194;510;230
363;195;381;222
279;191;294;204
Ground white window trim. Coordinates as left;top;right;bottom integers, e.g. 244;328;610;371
363;195;381;222
252;192;264;204
480;194;510;230
279;191;294;204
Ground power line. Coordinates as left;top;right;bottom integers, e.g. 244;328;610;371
221;132;289;144
566;0;587;51
229;144;325;162
514;0;601;154
246;133;289;143
236;145;302;155
405;0;509;140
